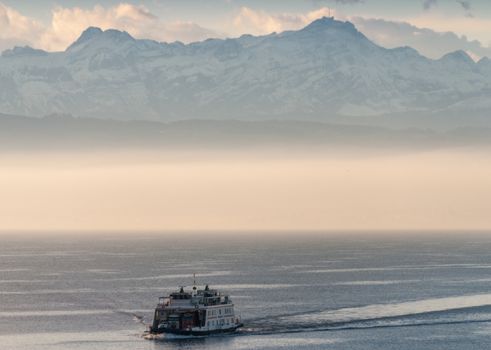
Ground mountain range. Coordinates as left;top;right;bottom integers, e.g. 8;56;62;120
2;112;491;151
1;17;490;128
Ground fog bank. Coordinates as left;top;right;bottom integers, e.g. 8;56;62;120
1;149;490;232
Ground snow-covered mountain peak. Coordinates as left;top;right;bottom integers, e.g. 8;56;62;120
102;29;135;42
439;50;475;65
478;56;490;65
0;18;491;124
292;16;375;52
79;26;103;40
300;17;360;36
2;46;48;57
67;27;103;49
477;56;491;74
66;27;135;53
388;46;423;59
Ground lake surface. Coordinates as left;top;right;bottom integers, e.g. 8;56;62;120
2;234;491;349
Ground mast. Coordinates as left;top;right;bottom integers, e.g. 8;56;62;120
192;273;197;294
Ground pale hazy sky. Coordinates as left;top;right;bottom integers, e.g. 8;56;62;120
1;150;491;232
1;0;490;59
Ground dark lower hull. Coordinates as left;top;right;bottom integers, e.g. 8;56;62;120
152;324;243;337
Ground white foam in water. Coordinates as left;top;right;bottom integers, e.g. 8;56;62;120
284;293;491;324
0;288;97;295
101;271;231;281
302;264;491;274
0;279;48;284
0;310;114;318
304;267;430;273
143;333;341;348
213;284;301;290
0;252;80;257
85;269;122;274
448;278;491;284
227;336;341;349
332;279;421;286
0;330;140;350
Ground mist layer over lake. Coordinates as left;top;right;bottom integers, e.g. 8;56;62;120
1;148;491;231
2;235;491;350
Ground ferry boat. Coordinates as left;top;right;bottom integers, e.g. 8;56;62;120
149;281;243;337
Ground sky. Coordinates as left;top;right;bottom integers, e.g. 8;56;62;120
0;0;490;59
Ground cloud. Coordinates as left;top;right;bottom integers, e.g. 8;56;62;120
41;3;220;51
233;6;334;35
456;0;471;11
332;0;363;3
1;1;489;61
408;13;490;46
312;0;363;4
456;0;474;17
0;2;219;52
231;6;491;60
423;0;438;10
350;16;491;60
423;0;474;16
0;3;44;51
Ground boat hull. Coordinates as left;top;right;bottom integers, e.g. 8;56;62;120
152;324;243;337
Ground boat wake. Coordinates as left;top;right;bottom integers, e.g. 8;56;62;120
139;293;491;340
240;293;491;336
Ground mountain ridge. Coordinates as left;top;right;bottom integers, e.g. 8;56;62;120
0;17;490;127
2;17;484;61
2;112;491;151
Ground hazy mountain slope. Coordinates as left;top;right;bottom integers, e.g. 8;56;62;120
0;17;490;126
1;113;490;152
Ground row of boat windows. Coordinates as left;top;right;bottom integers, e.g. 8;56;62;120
207;318;234;327
208;308;233;316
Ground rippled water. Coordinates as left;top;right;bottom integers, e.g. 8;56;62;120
2;234;491;349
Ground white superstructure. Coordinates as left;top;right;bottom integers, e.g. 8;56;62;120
150;284;242;336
